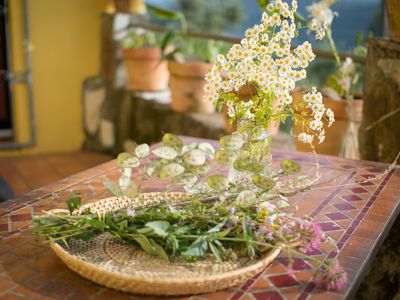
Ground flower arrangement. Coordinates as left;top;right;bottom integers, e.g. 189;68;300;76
204;0;334;145
33;133;347;291
32;0;355;294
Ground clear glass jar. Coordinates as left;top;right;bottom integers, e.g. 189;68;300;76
228;120;272;184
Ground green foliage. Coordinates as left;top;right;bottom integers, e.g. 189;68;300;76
147;4;187;32
121;31;161;49
66;197;81;215
159;163;185;179
219;134;244;150
178;0;244;34
280;159;301;175
252;175;276;191
153;146;178;160
36;133;314;265
164;36;232;63
257;0;270;12
207;175;229;191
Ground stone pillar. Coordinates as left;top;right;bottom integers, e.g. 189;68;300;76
356;38;400;300
100;13;117;82
359;38;400;163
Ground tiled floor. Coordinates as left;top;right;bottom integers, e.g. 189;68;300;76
0;151;112;197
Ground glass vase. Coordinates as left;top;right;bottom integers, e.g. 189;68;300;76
228;120;272;184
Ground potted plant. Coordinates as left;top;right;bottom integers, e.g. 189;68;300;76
292;0;366;159
149;5;231;113
165;37;230;113
121;30;170;92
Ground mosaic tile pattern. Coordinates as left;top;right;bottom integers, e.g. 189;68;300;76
0;137;399;300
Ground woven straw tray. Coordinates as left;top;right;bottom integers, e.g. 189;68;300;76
48;192;290;296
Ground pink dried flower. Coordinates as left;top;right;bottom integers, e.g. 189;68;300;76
315;260;348;290
297;218;324;252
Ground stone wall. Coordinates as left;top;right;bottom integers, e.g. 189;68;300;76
359;39;400;163
355;38;400;299
82;75;226;155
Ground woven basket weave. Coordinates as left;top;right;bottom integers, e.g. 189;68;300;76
49;192;289;296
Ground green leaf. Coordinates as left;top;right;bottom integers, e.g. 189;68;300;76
118;219;128;231
121;167;132;178
185;182;209;194
132;234;154;253
66;196;81;215
146;162;156;176
153;146;178;160
207;175;229;191
167;236;179;256
183;149;206;166
117;152;140;168
187;161;211;176
235;190;257;208
181;143;197;154
257;0;270;11
280;159;301;175
219;134;244;150
118;176;138;198
355;32;364;46
86;218;108;231
162;133;183;149
150;239;169;262
181;237;208;257
207;218;227;233
198;142;215;157
161;30;178;53
145;220;170;237
159;163;185;179
233;158;263;173
173;172;198;188
121;180;138;199
135;144;150;158
252;175;276;191
216;100;224;112
147;4;182;20
209;242;222;263
215;149;236;165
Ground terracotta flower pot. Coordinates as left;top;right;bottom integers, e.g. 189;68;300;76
292;91;363;156
222;84;280;135
386;0;400;43
168;60;215;113
122;47;169;92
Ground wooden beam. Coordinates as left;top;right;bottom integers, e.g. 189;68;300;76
125;21;366;64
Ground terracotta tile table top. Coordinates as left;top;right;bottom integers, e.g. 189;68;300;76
0;137;399;300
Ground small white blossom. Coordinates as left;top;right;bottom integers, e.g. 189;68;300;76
298;133;314;144
306;0;337;40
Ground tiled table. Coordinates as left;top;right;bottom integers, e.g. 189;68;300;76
0;137;399;300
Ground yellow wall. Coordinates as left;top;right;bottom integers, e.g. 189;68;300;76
0;0;108;156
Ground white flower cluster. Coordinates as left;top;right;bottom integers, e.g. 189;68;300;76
307;0;337;40
203;0;334;145
300;87;335;144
